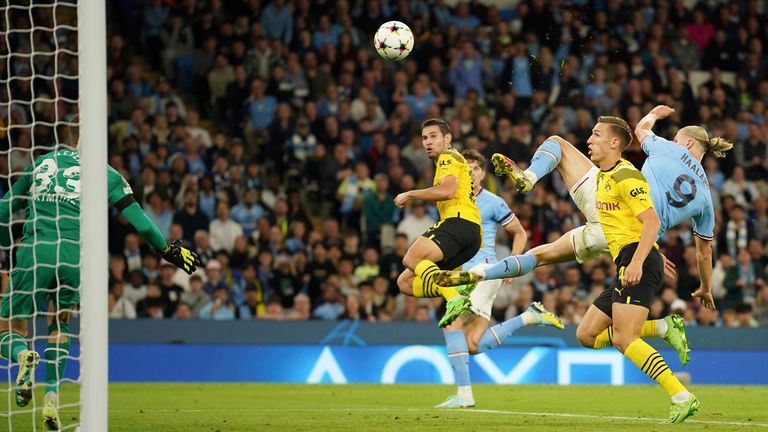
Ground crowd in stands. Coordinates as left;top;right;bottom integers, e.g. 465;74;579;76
3;0;768;327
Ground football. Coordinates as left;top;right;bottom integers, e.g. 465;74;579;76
373;21;414;61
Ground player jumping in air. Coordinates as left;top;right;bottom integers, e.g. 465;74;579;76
0;125;200;430
586;116;699;423
436;149;563;409
394;118;482;328
437;106;732;366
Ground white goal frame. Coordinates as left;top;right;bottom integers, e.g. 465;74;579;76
78;0;108;430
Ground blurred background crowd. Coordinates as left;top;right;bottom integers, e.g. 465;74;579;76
1;0;767;327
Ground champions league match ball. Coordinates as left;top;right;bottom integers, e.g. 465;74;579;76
374;21;414;61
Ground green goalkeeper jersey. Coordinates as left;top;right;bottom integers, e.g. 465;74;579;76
0;148;167;251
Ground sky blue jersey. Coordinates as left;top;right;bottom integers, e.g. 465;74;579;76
463;188;516;270
640;133;715;241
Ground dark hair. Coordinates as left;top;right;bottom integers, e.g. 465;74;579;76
421;118;451;135
597;116;632;150
462;149;486;171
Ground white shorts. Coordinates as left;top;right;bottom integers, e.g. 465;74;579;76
468;262;503;320
568;166;609;263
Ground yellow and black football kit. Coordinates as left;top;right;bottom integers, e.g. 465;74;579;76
593;159;663;316
422;148;481;270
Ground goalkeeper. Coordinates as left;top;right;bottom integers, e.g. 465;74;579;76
0;140;200;429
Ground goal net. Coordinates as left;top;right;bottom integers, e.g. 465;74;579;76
1;1;107;430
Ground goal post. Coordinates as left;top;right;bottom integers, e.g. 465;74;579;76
78;0;109;430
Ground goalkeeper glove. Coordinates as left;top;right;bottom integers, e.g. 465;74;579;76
160;239;201;275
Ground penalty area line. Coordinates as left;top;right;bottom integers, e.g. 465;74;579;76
458;408;768;428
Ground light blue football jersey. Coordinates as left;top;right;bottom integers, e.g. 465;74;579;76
640;134;715;241
463;188;516;270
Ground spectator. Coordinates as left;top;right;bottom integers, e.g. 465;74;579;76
722;166;759;208
209;201;244;254
285;292;311;320
397;201;436;245
123;270;148;307
354;247;380;283
173;189;211;243
173;303;193;319
202;259;231;296
237;286;266;319
230;188;266;237
158;261;185;317
449;40;485;100
180;274;211;318
199;287;237;320
136;283;167;319
313;281;345;320
244;79;278;148
109;282;137;319
261;0;293;45
144;191;173;238
337;161;375;231
362;173;396;246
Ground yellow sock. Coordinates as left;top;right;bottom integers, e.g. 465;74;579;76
414;260;457;300
592;326;613;349
641;320;659;337
624;338;685;396
412;275;425;297
594;322;658;349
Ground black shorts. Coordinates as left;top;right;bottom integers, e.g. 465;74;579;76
422;217;481;270
593;242;664;317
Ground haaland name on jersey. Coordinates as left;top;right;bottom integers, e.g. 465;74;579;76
678;151;708;189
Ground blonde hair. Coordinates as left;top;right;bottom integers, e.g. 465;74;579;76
678;125;734;158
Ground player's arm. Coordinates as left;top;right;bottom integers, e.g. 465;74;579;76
108;167;200;274
692;235;716;309
635;105;674;150
619;174;659;287
0;167;33;248
690;204;716;309
623;207;660;287
394;175;457;208
502;216;527;255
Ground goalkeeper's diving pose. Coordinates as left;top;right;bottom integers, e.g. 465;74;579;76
0;137;200;429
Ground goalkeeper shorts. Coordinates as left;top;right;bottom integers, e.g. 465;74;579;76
0;241;80;319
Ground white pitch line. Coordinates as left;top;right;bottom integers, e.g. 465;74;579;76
462;408;768;428
98;406;768;427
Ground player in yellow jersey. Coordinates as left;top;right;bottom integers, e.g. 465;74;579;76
587;116;699;424
394;118;482;328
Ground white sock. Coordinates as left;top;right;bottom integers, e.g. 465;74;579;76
448;294;461;302
671;389;691;403
520;310;536;325
523;169;539;184
16;349;29;362
656;318;669;337
458;385;474;401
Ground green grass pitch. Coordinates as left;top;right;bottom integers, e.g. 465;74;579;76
4;384;768;431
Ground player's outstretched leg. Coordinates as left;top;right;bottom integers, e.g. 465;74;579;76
492;138;562;193
474;302;563;353
590;315;690;365
435;328;475;408
435;254;537;287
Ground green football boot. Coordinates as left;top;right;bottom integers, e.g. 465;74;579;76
666;394;700;424
663;314;691;366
